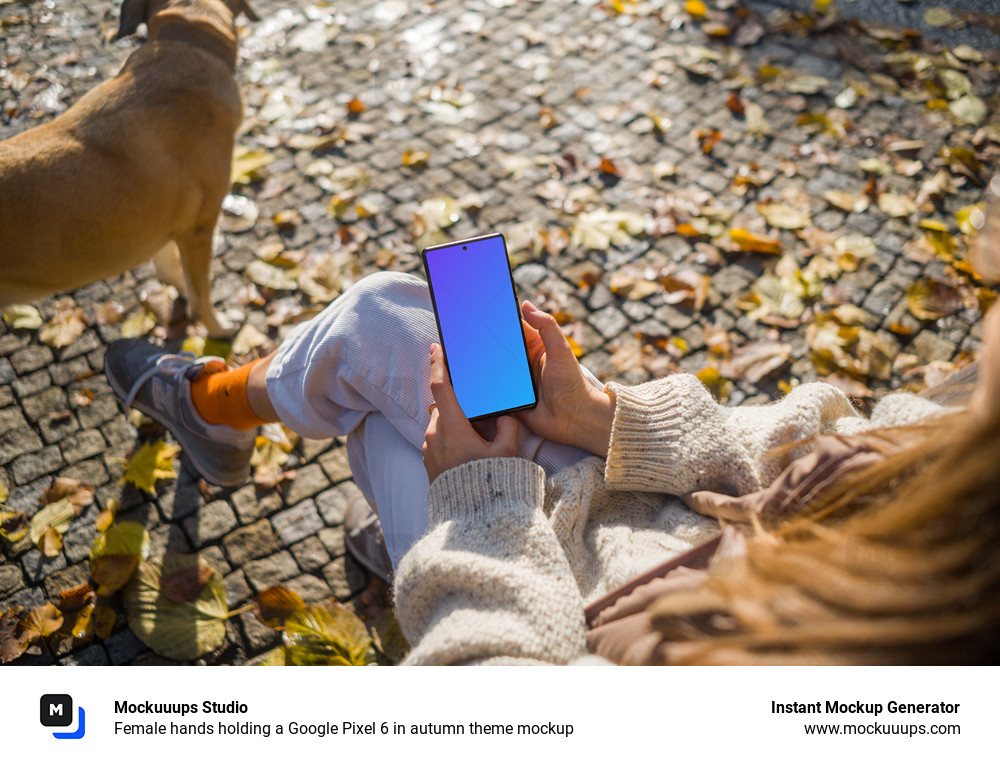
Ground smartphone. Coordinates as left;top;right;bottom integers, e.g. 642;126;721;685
421;232;537;421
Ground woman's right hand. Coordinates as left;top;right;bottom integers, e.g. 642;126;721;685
517;301;614;458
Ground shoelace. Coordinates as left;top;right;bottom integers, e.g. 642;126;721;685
124;352;199;409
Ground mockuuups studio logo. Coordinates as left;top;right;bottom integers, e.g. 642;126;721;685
40;694;86;739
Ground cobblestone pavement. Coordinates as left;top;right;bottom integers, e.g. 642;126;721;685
1;0;997;665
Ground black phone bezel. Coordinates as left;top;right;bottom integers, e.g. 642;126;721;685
420;232;538;422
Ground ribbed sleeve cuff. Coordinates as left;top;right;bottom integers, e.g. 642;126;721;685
427;457;545;526
603;374;717;493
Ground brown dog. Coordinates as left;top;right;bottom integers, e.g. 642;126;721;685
0;0;258;337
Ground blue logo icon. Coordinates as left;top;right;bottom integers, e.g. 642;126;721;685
40;694;86;739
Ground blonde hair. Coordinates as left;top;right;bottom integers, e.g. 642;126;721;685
649;386;1000;666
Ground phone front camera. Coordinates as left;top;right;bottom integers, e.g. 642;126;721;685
463;246;467;250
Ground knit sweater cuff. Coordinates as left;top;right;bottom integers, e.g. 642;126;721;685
603;374;717;493
427;457;545;527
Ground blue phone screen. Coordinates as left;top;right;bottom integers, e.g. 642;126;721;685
424;235;536;420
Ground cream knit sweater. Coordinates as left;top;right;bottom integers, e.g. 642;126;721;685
394;373;946;665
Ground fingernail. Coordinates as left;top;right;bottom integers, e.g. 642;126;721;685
522;300;537;313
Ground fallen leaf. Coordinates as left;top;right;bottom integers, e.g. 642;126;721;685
906;279;965;320
57;584;95;613
124;553;230;661
71;602;95;641
38;308;86;348
121;440;180;495
246;260;300;291
744;102;771;137
949;95;987;126
231;324;270;356
283;603;374;666
161;563;215;603
696;128;722;154
231;147;275;186
94;605;117;639
3;304;42;330
0;510;28;543
609;271;660;300
39;477;94;515
684;0;707;19
786;74;829;95
759;203;811;230
402;149;430;168
253;585;307;629
877;192;917;218
822;190;869;213
924;7;964;28
956;204;986;236
23;603;63;638
571;209;645;250
346;97;366;114
720;340;791;383
29;497;75;553
39;526;63;557
726;228;782;255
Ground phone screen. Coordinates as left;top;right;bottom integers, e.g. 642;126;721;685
422;233;536;420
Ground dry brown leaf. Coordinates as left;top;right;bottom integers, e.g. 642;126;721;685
160;564;215;604
720;340;792;383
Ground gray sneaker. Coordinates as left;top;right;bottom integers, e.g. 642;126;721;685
104;339;256;487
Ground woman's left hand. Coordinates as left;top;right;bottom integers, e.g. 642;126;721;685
422;343;519;484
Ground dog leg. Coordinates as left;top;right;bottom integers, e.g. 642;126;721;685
151;241;187;297
177;229;237;338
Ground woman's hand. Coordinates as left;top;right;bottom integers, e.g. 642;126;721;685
422;343;519;484
517;301;615;458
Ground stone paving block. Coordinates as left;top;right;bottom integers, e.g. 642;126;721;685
200;545;231;576
224;569;252;609
290;534;331;573
0;563;25;598
147;523;192;559
315;481;358;527
318;447;353;485
271;499;324;546
321;555;368;601
60;644;110;666
60;428;106;464
43;561;91;600
223;519;281;567
0;586;46;612
244;550;300;592
239;612;281;656
230;484;283;525
912;330;957;364
10;346;53;375
104;628;146;665
318;527;346;560
61;525;96;564
13;369;52;398
0;360;13;385
20;548;69;585
284;573;333;602
279;462;328;506
181;499;238;546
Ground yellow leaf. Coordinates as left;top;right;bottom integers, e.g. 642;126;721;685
231;147;275;186
727;228;782;254
120;308;157;338
122;441;180;495
38;308;86;348
39;527;63;558
684;0;707;18
0;478;6;504
566;336;584;358
3;304;42;330
402;149;430;167
956;204;986;236
29;497;75;548
759;203;811;230
906;279;965;321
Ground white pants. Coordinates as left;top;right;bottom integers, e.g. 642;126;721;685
266;271;597;568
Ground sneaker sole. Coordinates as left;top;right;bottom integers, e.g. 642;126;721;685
105;365;250;488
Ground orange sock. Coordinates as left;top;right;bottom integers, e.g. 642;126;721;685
190;358;269;430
